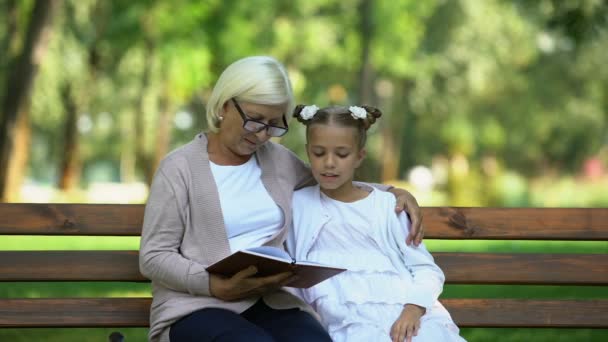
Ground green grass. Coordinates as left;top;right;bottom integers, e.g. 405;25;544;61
0;328;149;342
1;237;607;341
0;282;150;298
460;328;608;342
425;239;608;254
0;236;141;250
2;236;607;253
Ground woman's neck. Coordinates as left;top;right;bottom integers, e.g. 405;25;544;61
206;132;251;165
320;182;369;203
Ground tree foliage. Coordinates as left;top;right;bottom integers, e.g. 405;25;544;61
0;0;606;202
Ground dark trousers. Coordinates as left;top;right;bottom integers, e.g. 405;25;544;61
169;299;332;342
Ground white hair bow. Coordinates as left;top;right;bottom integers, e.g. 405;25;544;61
300;105;319;120
349;106;367;119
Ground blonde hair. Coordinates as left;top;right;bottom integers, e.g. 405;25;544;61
206;56;295;132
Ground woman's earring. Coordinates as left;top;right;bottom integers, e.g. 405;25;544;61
219;116;224;121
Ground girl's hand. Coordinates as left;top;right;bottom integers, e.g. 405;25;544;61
390;304;425;342
390;188;424;246
209;266;295;301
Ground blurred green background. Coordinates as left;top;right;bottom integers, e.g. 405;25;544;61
0;0;607;341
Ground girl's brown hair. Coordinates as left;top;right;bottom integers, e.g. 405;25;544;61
293;105;382;149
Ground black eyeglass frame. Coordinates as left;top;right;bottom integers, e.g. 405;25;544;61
231;98;289;137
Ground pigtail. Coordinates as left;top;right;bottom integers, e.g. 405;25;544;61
361;105;382;130
292;104;308;124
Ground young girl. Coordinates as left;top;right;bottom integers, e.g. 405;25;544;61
287;104;466;342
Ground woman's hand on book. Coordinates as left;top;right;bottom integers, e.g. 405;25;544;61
209;265;296;301
390;304;425;342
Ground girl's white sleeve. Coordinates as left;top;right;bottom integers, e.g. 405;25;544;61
391;212;445;311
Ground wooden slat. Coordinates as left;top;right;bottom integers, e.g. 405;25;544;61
435;252;608;285
443;299;608;328
1;204;607;240
0;203;143;236
2;251;607;285
0;298;151;327
425;207;608;240
1;298;607;328
0;251;147;281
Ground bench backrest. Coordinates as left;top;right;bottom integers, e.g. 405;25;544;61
0;204;607;328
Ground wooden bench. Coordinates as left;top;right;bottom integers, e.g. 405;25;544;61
1;204;607;340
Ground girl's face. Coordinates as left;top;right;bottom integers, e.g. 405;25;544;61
218;100;287;159
306;123;366;197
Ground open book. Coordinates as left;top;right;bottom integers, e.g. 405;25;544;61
206;246;346;288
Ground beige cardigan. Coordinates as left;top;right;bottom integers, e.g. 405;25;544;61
139;133;317;342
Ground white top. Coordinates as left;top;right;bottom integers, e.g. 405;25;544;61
210;156;284;252
289;185;465;342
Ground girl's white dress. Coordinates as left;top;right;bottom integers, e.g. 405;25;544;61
288;185;466;342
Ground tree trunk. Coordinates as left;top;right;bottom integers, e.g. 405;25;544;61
151;91;172;185
57;0;106;191
355;0;382;182
134;38;154;183
380;111;399;182
120;116;136;183
0;1;20;197
58;83;80;190
0;0;18;70
382;79;417;182
357;0;375;105
397;79;418;176
4;112;30;201
376;79;399;183
0;0;62;201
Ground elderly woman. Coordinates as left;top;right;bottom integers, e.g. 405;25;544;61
139;56;424;342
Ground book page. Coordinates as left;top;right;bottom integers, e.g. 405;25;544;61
295;260;332;266
246;246;335;268
246;246;292;261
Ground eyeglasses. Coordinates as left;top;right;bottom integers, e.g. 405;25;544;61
231;98;289;137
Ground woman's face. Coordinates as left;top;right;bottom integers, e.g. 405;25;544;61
217;100;287;157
